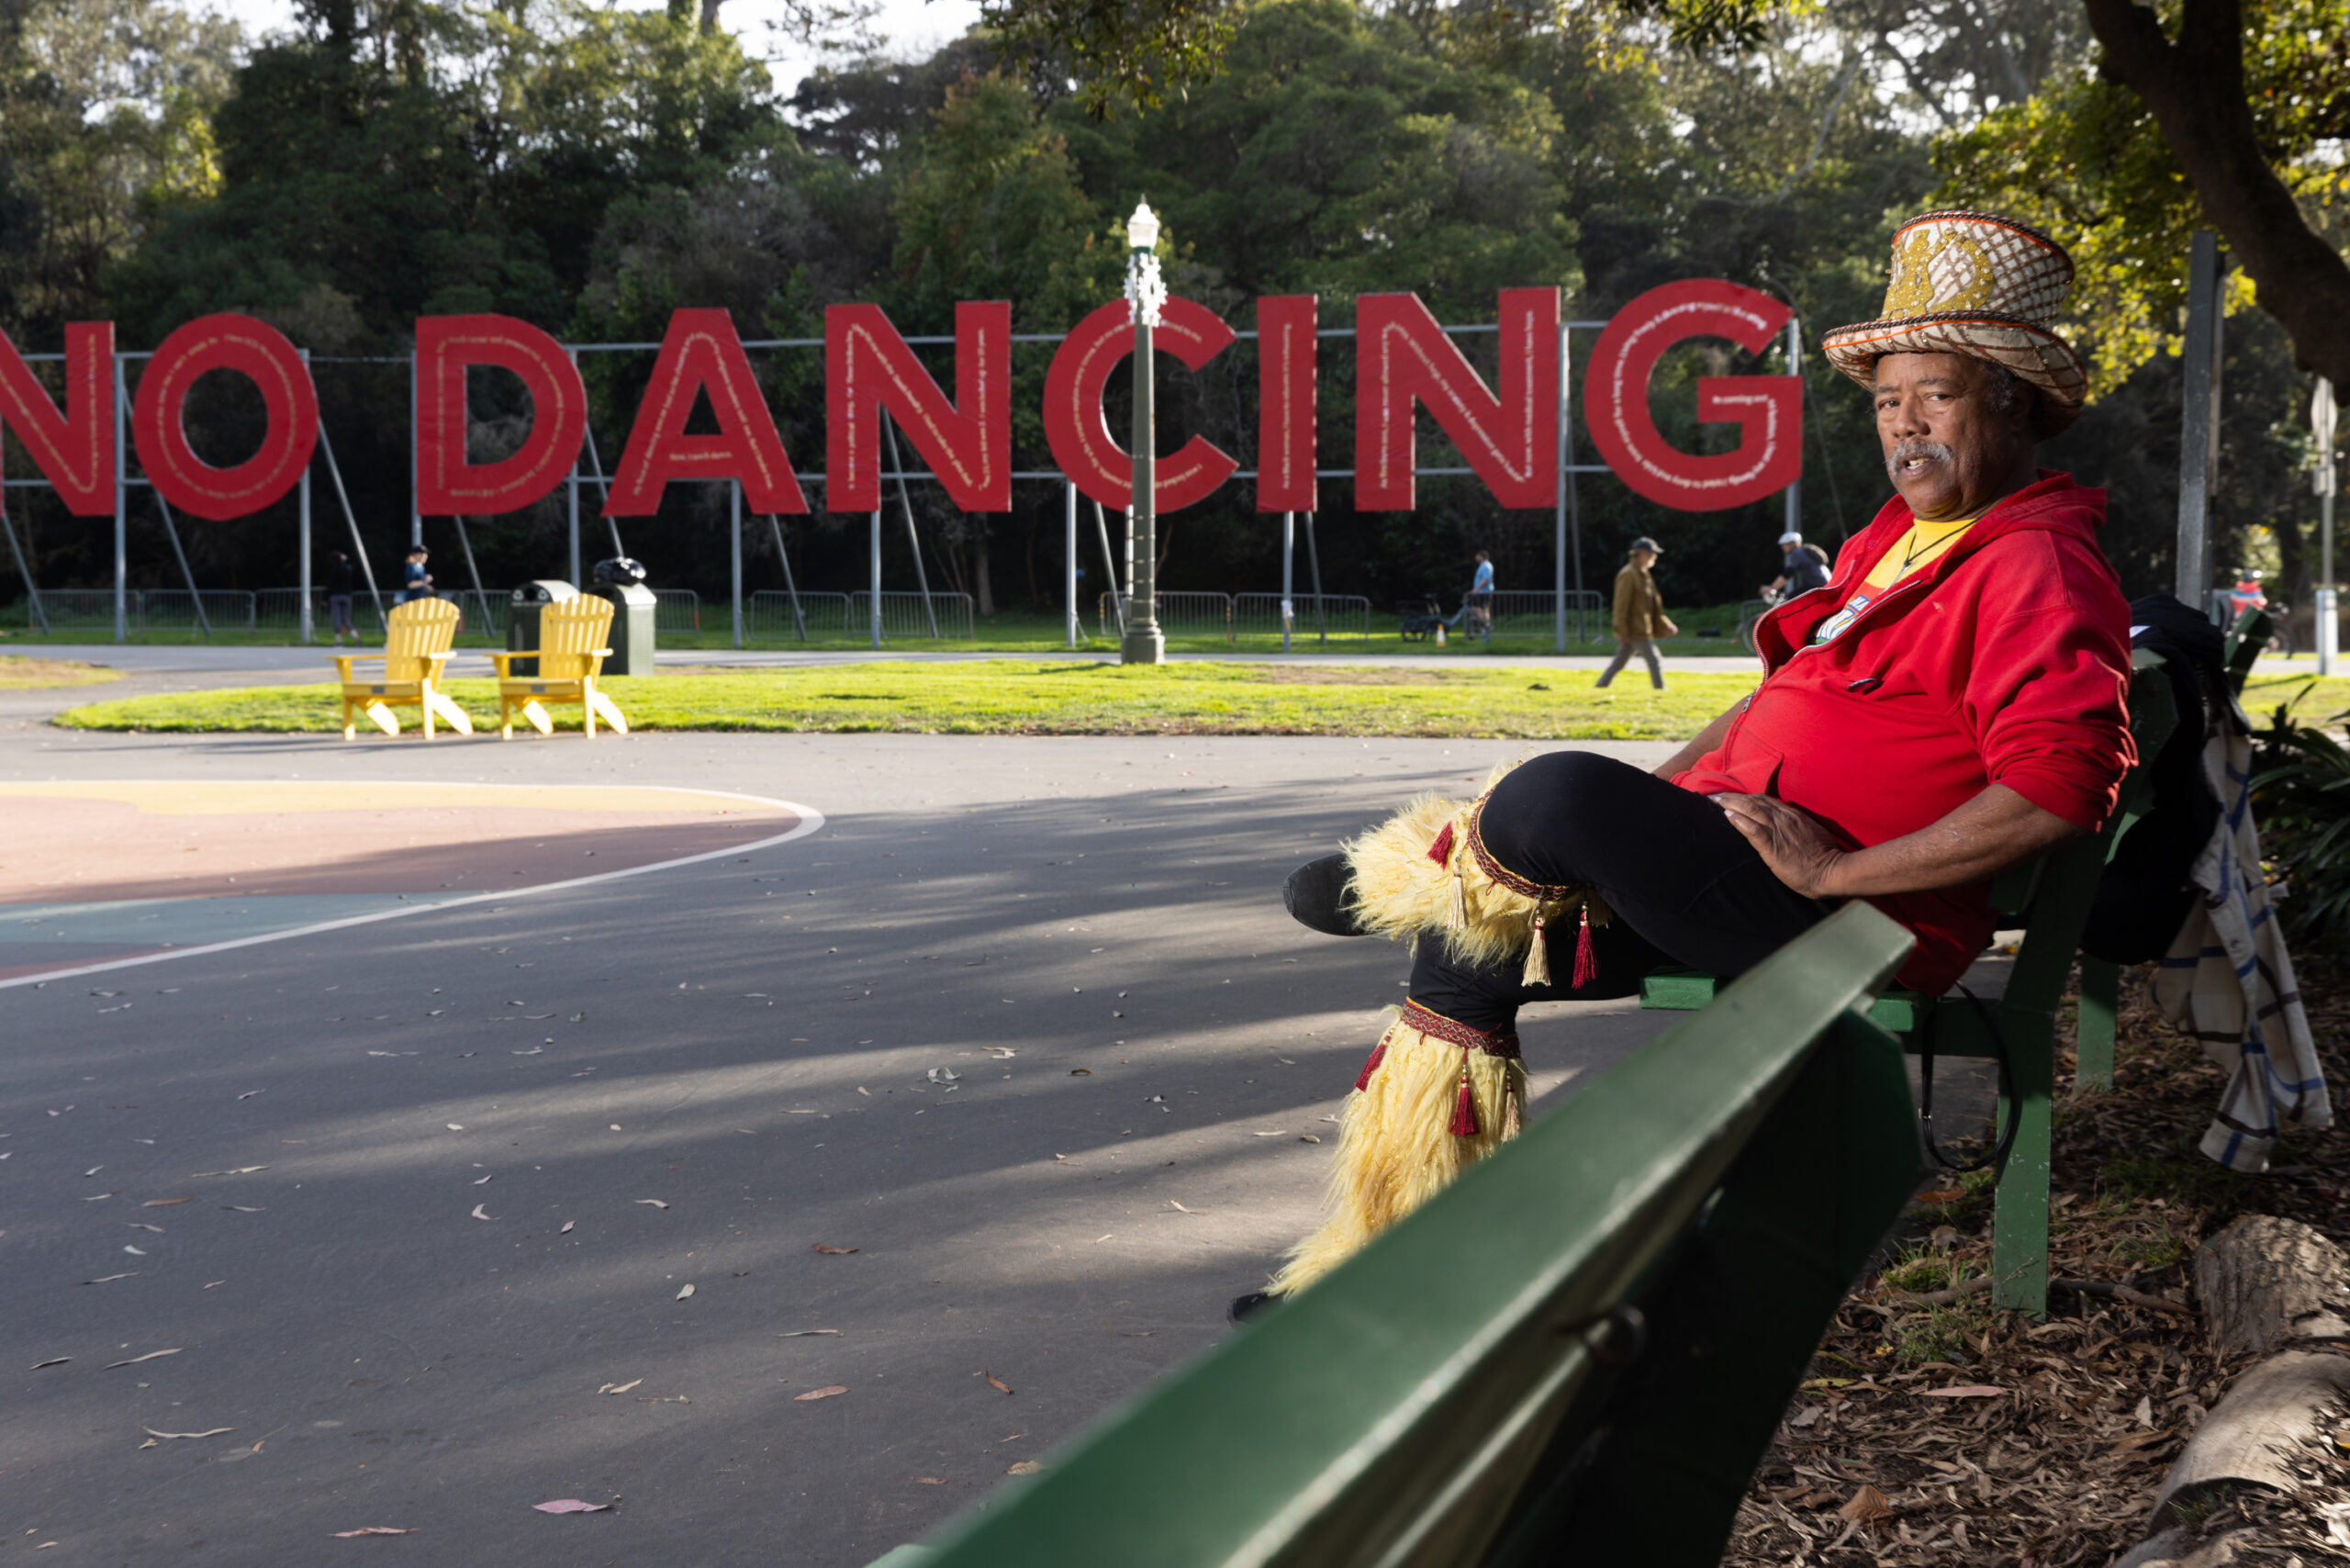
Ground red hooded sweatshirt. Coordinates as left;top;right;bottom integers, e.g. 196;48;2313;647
1673;472;2134;993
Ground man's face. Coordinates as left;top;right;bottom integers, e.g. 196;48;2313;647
1632;549;1656;570
1873;353;2031;521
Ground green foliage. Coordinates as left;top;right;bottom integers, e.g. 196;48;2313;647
1888;1301;1986;1368
2098;1155;2245;1209
2251;688;2350;962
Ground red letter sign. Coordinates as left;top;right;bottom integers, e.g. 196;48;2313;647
1583;279;1799;511
826;302;1009;513
605;309;805;516
415;316;587;515
0;323;114;515
1255;296;1316;512
1043;297;1237;513
1356;288;1558;510
132;315;318;521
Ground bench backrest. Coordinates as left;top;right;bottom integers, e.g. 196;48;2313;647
381;596;460;682
893;903;1920;1568
530;597;615;681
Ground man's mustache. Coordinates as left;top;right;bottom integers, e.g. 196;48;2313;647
1886;439;1954;479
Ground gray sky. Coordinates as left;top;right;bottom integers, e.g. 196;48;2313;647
199;0;983;95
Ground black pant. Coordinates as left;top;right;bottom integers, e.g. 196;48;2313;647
1408;751;1836;1031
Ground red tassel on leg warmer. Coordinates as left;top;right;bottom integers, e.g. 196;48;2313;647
1449;1051;1479;1137
1572;905;1598;989
1352;1040;1388;1092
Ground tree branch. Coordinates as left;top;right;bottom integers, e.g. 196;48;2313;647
2081;0;2350;386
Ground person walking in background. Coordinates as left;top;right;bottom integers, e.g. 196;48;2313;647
1596;536;1674;689
325;550;357;644
397;546;432;605
1763;530;1830;601
1446;550;1497;639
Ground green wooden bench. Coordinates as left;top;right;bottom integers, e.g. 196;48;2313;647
1639;653;2177;1317
869;903;1920;1568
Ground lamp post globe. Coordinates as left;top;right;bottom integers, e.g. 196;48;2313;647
1121;198;1166;666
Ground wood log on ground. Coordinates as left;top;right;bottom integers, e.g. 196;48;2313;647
2192;1214;2350;1358
2150;1349;2350;1520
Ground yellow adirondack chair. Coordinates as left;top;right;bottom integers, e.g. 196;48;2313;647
330;597;473;740
488;596;629;739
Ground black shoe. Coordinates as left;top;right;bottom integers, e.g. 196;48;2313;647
1284;854;1367;936
1228;1290;1281;1325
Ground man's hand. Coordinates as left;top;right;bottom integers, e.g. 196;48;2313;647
1716;793;1848;897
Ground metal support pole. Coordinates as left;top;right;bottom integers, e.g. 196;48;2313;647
0;499;49;634
1064;481;1079;648
113;354;127;643
298;348;313;645
317;424;386;633
566;349;583;589
2315;378;2338;676
2177;230;2224;609
153;490;212;637
1304;510;1326;643
1281;510;1293;654
1093;499;1125;638
1782;317;1802;546
869;510;882;648
880;414;940;638
582;423;626;560
408;351;423;550
450;513;487;634
1556;321;1570;654
768;515;806;641
1122;207;1165;666
731;481;744;650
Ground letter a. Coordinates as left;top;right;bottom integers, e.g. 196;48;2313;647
0;323;114;515
826;302;1009;512
605;309;805;516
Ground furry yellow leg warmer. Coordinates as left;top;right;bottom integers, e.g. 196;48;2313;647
1264;1002;1527;1298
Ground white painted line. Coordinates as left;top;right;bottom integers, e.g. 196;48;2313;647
0;783;825;991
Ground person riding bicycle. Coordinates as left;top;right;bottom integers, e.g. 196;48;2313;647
1763;531;1831;601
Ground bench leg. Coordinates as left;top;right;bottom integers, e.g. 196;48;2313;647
2075;956;2119;1093
1991;1021;2053;1317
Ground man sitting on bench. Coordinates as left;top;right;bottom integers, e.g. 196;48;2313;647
1244;210;2134;1319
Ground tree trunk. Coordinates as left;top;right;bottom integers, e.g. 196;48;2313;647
2081;0;2350;387
2192;1214;2350;1359
973;526;995;617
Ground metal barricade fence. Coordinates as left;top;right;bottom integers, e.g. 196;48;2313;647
848;590;975;640
141;589;257;633
748;590;853;638
1232;592;1372;640
1476;589;1606;641
10;589;125;631
1095;591;1235;640
653;588;700;634
256;588;389;635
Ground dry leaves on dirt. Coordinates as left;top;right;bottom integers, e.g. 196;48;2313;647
795;1386;849;1402
984;1371;1013;1394
811;1243;856;1255
531;1500;611;1514
330;1528;413;1537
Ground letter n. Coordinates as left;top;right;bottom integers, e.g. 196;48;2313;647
1354;289;1558;510
605;309;805;517
0;323;115;515
825;302;1009;513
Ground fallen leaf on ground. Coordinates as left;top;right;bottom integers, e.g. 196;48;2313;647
32;1358;70;1369
675;1283;696;1300
1168;1201;1202;1215
191;1167;267;1177
237;1090;264;1101
636;1199;668;1209
778;1329;840;1337
918;1476;946;1485
599;1380;643;1395
1006;1461;1043;1475
143;1196;192;1206
794;1386;848;1401
330;1528;414;1537
106;1349;181;1368
984;1370;1013;1394
144;1426;232;1439
1913;1187;1966;1204
81;1272;139;1284
530;1500;611;1514
560;1221;575;1234
128;1223;163;1233
1839;1484;1894;1522
1069;1069;1091;1076
472;1174;493;1185
223;1205;264;1213
1919;1384;2006;1398
811;1243;856;1255
1299;1135;1322;1144
471;1204;496;1222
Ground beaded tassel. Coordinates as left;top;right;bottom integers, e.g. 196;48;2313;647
1448;1049;1479;1137
1572;904;1598;989
1521;911;1551;986
1351;1039;1388;1092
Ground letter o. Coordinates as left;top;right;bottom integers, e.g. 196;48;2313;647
132;315;319;521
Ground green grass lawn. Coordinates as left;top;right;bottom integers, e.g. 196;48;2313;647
55;660;1761;740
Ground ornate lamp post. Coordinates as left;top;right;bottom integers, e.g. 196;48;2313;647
1122;200;1166;666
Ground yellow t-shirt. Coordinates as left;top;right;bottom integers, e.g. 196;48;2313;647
1810;518;1976;645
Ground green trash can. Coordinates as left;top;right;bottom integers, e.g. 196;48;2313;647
508;579;577;678
592;581;656;677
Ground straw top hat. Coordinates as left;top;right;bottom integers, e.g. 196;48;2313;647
1821;210;2087;434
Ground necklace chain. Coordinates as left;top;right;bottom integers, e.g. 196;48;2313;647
1900;520;1972;573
